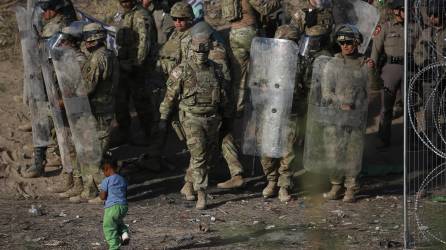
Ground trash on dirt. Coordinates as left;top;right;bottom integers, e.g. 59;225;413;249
58;211;67;217
210;216;216;222
265;225;275;230
132;220;137;223
378;240;403;248
91;242;101;246
75;215;81;219
253;220;259;225
28;205;42;216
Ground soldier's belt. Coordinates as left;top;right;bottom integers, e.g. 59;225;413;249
387;56;404;65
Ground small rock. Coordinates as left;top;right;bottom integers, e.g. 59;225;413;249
375;196;384;199
29;205;43;216
210;216;216;222
375;226;380;231
91;242;101;246
58;211;67;217
265;225;275;230
393;225;400;229
253;221;259;225
419;226;428;231
75;215;80;219
279;215;286;219
132;220;137;223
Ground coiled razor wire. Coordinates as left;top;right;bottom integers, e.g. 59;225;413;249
407;62;446;158
414;163;446;245
407;0;446;246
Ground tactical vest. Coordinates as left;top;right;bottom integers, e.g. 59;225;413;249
115;12;138;61
159;30;191;73
179;62;222;115
221;0;242;22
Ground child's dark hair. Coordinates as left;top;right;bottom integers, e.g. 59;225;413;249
100;150;118;170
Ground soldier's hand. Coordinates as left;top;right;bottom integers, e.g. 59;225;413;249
58;100;64;109
340;104;353;111
366;58;375;69
158;119;167;132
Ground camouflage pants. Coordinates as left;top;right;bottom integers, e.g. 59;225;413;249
78;113;114;185
115;66;153;136
322;125;364;181
221;132;243;177
229;26;257;113
180;111;220;191
260;116;300;188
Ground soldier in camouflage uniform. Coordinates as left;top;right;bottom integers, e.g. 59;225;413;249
158;2;195;75
159;33;232;210
22;0;75;178
220;0;280;115
68;23;120;204
114;0;157;143
321;25;373;203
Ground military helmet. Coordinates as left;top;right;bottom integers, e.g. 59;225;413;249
170;2;194;19
190;33;211;53
389;0;404;9
83;23;106;42
37;0;65;11
335;24;363;44
275;25;300;42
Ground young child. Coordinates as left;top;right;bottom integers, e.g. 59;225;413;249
99;152;129;249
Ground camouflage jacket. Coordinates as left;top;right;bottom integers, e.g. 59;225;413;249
222;0;281;29
41;14;70;39
81;46;119;115
284;0;333;35
118;4;157;66
159;61;232;120
158;28;192;75
321;53;369;109
159;28;229;77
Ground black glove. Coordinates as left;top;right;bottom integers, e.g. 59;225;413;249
158;119;167;132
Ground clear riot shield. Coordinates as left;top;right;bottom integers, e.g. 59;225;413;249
242;37;299;158
332;0;380;54
40;44;74;173
16;6;52;147
303;56;368;176
50;48;102;167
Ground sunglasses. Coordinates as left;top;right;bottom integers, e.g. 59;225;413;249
172;17;187;22
338;40;354;45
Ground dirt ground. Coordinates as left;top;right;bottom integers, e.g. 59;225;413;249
0;1;407;249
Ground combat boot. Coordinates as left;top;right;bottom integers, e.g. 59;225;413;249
323;184;343;200
278;187;292;202
48;172;73;193
262;181;277;198
21;147;47;178
217;175;244;189
180;182;196;201
69;176;97;203
59;176;83;198
343;189;356;203
343;177;359;203
196;190;207;210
